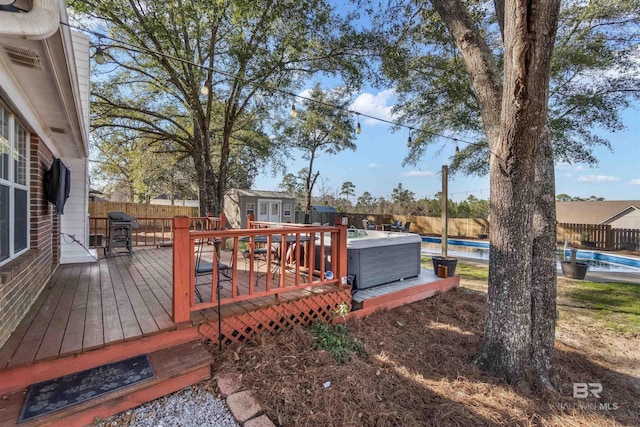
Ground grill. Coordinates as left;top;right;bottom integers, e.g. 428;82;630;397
107;211;138;256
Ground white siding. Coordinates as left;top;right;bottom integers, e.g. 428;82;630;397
607;209;640;229
71;31;90;142
150;199;200;207
60;156;96;263
60;33;95;263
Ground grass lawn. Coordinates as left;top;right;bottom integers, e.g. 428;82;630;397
448;260;640;334
213;262;639;426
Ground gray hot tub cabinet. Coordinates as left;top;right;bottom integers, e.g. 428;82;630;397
316;232;422;289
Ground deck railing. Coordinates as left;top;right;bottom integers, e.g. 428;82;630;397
172;216;348;323
89;215;225;248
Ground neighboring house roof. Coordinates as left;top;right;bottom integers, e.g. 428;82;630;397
89;189;106;202
152;194;172;200
312;205;337;213
151;194;197;201
231;189;294;199
556;201;640;224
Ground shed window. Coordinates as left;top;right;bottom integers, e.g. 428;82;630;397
0;105;29;265
283;204;291;216
246;202;255;216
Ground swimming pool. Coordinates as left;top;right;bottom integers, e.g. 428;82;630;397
421;237;640;272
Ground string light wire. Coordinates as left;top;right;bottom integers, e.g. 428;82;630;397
66;21;498;156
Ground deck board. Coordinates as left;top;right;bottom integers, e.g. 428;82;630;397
113;256;161;335
100;258;125;344
130;249;173;315
59;264;91;356
34;264;81;362
0;270;53;370
107;256;143;339
83;262;104;350
124;256;174;331
8;266;73;368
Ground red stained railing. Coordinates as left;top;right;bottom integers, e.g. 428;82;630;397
171;217;348;323
88;215;225;248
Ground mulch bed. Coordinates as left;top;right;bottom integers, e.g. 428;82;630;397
214;288;639;426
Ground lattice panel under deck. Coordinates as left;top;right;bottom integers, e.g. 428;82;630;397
199;289;351;348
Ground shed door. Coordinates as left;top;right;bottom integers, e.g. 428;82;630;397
257;199;281;223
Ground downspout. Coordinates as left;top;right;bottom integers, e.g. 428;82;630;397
0;0;60;40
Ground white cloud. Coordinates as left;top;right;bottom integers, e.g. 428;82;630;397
577;175;620;183
629;178;640;185
556;162;588;171
401;170;436;178
350;89;397;125
555;162;572;170
368;163;379;168
564;173;573;178
296;88;313;100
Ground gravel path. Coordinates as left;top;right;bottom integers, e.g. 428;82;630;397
97;384;239;427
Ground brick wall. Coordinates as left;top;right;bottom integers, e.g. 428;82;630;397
0;135;58;348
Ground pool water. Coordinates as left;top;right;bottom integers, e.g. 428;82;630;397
421;237;640;273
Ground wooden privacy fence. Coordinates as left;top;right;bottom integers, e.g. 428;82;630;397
171;217;348;323
557;223;611;249
294;212;489;238
89;201;199;218
611;228;640;251
391;215;489;237
558;223;640;251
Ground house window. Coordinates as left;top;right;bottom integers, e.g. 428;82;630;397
246;202;255;216
283;204;291;217
0;105;29;265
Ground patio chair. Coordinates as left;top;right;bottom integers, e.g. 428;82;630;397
242;242;279;285
194;238;231;302
362;219;376;230
402;221;411;232
390;220;403;232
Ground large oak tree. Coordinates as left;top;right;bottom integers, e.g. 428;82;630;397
377;0;638;388
379;0;562;387
73;0;366;214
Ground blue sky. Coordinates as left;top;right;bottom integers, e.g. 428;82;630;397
257;88;640;203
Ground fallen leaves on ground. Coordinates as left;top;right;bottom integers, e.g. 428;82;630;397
215;288;640;427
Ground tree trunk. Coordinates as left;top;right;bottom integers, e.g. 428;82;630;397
474;0;561;386
530;123;558;389
193;147;217;216
477;140;536;381
214;130;232;217
304;153;319;224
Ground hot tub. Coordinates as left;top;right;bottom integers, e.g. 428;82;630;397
317;230;422;289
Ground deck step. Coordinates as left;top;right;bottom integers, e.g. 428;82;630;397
0;341;213;427
349;274;460;318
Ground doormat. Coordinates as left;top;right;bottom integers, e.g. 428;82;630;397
18;354;154;423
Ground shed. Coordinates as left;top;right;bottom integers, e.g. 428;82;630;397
224;189;296;229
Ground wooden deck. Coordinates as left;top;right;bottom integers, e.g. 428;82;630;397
0;245;320;372
0;243;458;425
